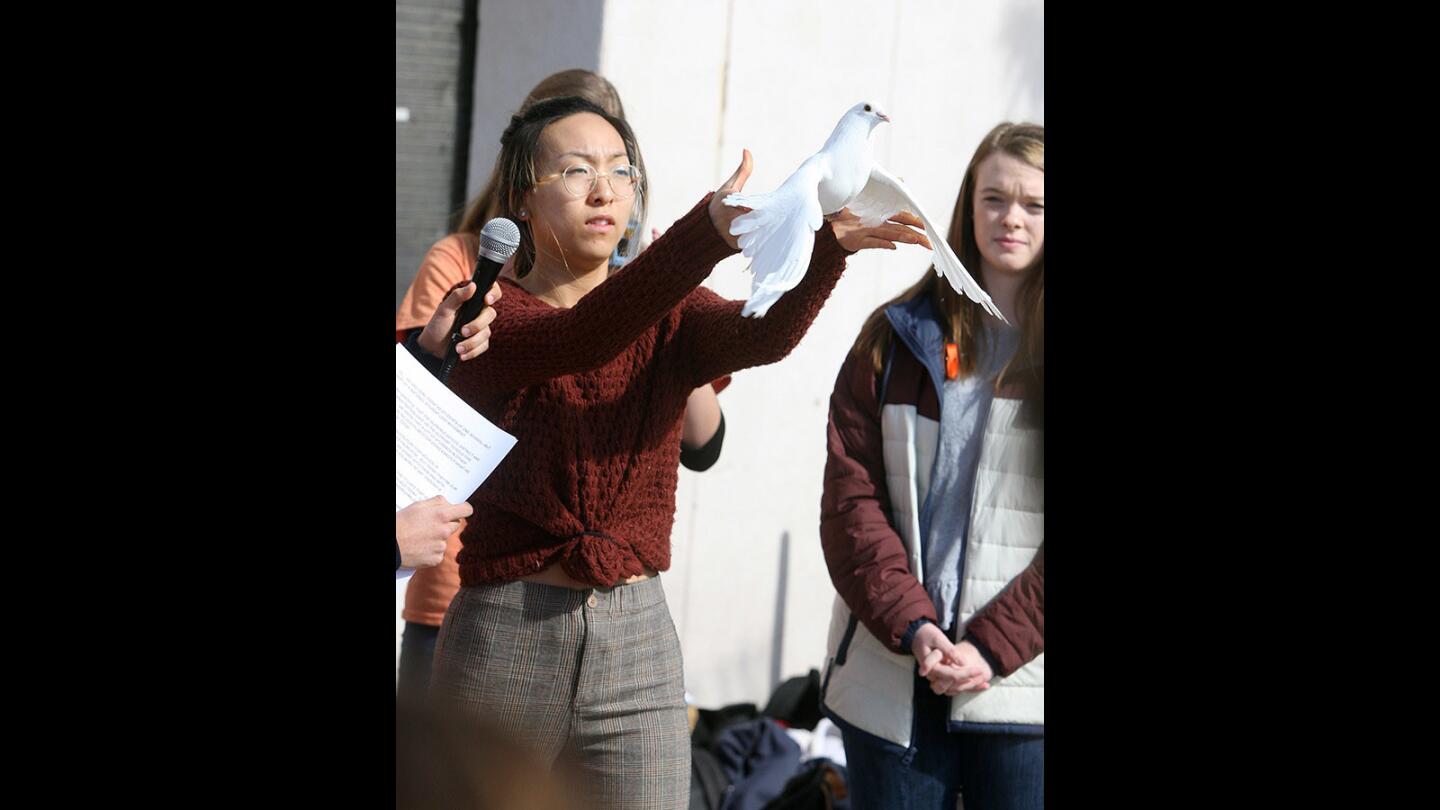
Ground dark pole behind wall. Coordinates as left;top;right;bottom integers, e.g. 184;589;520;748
448;0;479;231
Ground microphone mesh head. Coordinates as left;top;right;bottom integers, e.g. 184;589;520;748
478;218;522;263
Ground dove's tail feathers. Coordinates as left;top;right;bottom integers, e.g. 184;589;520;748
727;169;825;317
742;206;816;317
726;191;798;256
723;192;777;236
742;255;811;317
741;259;807;318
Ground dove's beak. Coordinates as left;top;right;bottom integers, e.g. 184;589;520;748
878;112;891;122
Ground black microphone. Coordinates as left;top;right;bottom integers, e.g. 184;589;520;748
438;218;521;382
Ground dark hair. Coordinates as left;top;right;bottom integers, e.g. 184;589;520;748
456;69;645;236
492;95;646;278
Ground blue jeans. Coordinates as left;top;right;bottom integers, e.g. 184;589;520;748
397;621;440;697
841;675;1043;810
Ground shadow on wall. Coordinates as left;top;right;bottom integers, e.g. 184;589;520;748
769;530;790;692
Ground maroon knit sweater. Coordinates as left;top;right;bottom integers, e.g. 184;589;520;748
447;195;851;587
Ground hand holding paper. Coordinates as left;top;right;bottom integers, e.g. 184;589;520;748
396;495;472;569
396;343;517;578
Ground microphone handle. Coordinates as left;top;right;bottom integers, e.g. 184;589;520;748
438;256;505;382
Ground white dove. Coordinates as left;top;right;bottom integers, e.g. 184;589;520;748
724;102;1003;321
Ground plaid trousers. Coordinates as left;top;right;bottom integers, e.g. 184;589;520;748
432;575;690;809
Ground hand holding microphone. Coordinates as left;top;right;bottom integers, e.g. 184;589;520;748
417;275;503;361
417;218;522;379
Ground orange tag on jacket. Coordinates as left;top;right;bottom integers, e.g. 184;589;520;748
945;343;959;380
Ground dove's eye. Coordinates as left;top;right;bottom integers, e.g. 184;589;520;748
864;104;872;112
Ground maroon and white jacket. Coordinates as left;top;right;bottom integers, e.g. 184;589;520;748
819;297;1043;746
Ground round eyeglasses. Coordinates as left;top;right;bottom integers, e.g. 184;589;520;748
536;164;642;199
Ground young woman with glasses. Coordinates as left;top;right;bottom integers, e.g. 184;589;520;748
394;70;727;703
426;95;933;810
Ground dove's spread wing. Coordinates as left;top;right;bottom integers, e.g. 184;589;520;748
848;164;1006;322
724;155;827;318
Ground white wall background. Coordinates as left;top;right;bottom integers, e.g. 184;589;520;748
398;0;1044;708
